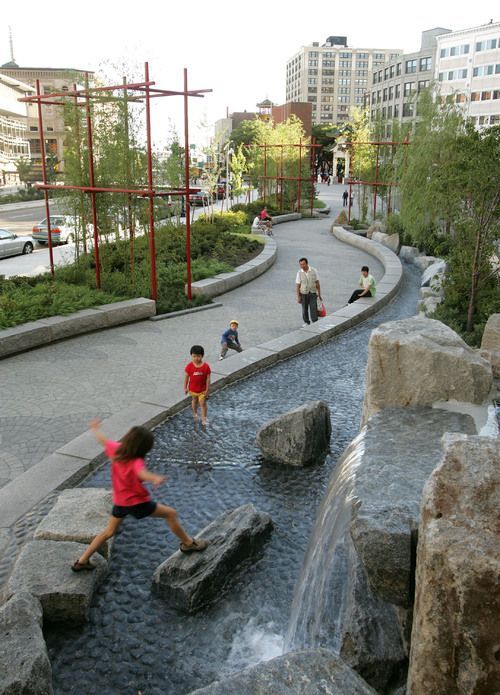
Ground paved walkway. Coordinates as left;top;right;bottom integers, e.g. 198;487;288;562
0;184;383;489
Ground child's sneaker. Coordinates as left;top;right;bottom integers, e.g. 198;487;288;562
180;538;209;553
219;355;224;360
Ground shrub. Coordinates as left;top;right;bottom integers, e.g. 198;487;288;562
334;210;348;225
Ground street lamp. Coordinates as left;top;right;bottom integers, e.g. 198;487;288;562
225;146;234;212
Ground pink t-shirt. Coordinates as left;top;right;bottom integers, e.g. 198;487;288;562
105;440;151;507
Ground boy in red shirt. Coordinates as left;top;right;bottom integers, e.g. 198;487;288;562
184;345;211;426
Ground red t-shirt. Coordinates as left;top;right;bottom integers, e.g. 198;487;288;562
105;440;151;507
185;361;211;393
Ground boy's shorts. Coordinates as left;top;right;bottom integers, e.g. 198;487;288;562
189;390;207;402
112;500;157;519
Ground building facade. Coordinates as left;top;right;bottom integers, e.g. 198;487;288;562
0;62;92;178
364;28;451;133
286;36;402;126
0;72;33;185
435;21;500;128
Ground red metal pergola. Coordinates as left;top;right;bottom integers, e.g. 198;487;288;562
343;139;410;223
19;63;212;302
249;139;322;215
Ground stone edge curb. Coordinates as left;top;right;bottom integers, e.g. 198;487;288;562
190;236;277;298
0;224;402;534
0;298;156;360
151;302;223;321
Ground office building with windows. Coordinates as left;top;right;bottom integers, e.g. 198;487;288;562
0;72;33;185
435;20;500;127
364;28;451;132
286;36;402;126
0;62;92;178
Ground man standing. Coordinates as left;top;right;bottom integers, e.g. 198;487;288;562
342;190;349;207
296;258;322;325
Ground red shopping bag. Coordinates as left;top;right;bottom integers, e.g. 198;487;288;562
317;299;327;317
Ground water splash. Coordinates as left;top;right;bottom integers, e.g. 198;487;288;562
284;429;366;652
225;617;284;673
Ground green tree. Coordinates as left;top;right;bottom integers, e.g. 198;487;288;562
15;157;33;187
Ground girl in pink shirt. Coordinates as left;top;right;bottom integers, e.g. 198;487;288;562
71;419;208;571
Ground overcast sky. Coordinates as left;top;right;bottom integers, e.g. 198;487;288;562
3;0;499;146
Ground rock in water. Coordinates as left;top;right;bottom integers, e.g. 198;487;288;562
153;504;273;612
34;488;113;557
361;317;492;425
256;401;331;466
408;434;500;695
0;593;53;695
188;648;377;694
7;540;108;624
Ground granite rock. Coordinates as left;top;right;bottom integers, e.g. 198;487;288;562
408;434;500;695
0;592;53;695
361;317;492;424
153;504;273;612
7;540;108;624
256;400;331;466
188;648;377;694
34;488;113;557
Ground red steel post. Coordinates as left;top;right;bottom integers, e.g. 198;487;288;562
183;67;192;302
263;143;267;204
85;74;101;289
144;62;157;302
36;79;55;275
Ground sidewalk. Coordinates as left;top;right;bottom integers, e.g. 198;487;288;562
0;184;383;489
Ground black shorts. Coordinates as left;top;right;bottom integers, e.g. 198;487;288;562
112;501;157;519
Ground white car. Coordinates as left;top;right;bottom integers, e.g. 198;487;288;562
31;216;81;245
0;228;34;258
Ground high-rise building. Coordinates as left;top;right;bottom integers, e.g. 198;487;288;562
364;28;451;133
435;20;500;128
0;62;93;178
286;36;402;126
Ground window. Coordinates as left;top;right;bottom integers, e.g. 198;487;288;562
357;52;368;59
309;69;318;75
419;57;432;71
374;53;385;60
404;82;415;96
308;87;317;93
388;86;394;100
418;80;429;92
395;84;401;98
377;90;382;103
384;67;389;80
405;59;417;74
339;69;351;76
309;51;318;57
387;105;393;118
473;65;497;77
339;79;351;85
373;73;378;84
357;60;368;68
471;92;480;101
390;65;395;78
493;90;500;100
339;87;349;94
356;70;368;76
402;102;414;117
322;60;335;67
396;63;402;76
338;96;348;103
308;60;318;67
339;61;352;68
383;88;388;101
322;69;335;76
340;52;351;58
491;115;500;124
394;104;400;118
308;78;317;85
29;125;38;131
481;91;492;100
475;38;497;51
47;126;54;132
455;93;466;103
440;44;470;58
382;107;387;118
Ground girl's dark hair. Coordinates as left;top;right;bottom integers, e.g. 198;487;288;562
361;265;369;272
190;344;204;356
114;426;154;462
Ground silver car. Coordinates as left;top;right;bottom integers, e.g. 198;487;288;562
0;228;34;258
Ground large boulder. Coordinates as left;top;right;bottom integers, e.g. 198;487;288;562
418;295;442;317
188;649;377;694
408;435;500;695
399;245;422;263
413;255;440;272
371;231;400;254
153;504;273;612
366;219;386;239
0;593;53;695
361;317;493;425
34;488;113;557
350;407;476;609
7;540;108;624
481;314;500;377
256;401;331;466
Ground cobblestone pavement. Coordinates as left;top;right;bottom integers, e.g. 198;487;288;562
0;185;383;489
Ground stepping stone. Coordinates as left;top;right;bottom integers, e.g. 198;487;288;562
152;503;273;613
34;488;113;557
0;593;53;695
7;540;107;624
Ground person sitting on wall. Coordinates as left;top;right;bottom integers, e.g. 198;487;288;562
347;266;376;304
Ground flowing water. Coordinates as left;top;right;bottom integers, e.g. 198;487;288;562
44;265;420;695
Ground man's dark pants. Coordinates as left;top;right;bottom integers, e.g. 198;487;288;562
348;289;368;304
301;292;318;324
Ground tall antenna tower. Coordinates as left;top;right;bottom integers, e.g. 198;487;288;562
8;25;15;63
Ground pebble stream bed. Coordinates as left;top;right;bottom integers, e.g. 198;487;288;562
44;265;421;694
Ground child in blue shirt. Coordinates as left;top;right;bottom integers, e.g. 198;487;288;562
219;320;243;360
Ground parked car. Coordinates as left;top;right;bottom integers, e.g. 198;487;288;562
215;181;232;199
0;228;34;258
189;191;212;206
31;216;79;245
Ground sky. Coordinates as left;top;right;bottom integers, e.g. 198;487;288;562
3;0;499;147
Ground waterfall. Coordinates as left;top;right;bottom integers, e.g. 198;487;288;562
284;429;365;652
